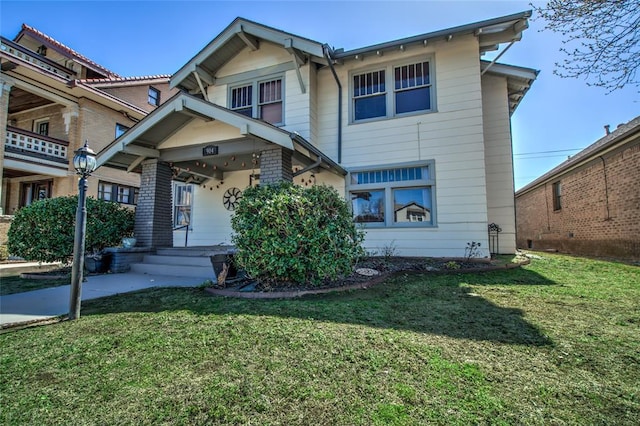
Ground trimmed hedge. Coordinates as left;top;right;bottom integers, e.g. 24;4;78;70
231;183;364;286
8;196;135;264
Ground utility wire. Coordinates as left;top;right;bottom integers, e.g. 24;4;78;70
514;148;584;156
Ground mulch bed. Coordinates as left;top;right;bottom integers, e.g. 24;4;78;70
206;256;529;299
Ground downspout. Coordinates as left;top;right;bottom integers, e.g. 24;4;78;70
323;44;342;164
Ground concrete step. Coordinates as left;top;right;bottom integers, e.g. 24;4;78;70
130;263;215;280
156;246;235;257
143;254;212;267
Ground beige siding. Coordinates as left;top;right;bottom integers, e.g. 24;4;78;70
481;74;516;253
207;42;313;140
316;35;491;257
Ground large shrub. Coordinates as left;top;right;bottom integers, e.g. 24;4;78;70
231;183;364;286
8;196;135;264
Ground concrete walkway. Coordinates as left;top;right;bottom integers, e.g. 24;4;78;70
0;271;207;327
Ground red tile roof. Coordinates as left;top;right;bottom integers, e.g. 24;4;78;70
18;23;120;78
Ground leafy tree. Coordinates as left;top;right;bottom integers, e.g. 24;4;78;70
8;196;135;264
534;0;639;92
231;183;365;287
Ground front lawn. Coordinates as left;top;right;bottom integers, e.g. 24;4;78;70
1;253;638;424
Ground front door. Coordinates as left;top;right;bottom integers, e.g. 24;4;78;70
20;180;52;207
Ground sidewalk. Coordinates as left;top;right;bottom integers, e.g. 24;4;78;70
0;271;207;327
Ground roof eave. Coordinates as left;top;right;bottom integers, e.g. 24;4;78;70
335;10;532;60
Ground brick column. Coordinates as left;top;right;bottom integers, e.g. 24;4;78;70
259;146;293;185
135;159;173;248
0;79;13;215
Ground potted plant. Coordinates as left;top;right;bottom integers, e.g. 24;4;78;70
121;232;137;248
84;249;111;273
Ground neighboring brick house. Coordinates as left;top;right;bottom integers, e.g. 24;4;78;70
98;12;537;257
515;116;640;260
0;24;177;217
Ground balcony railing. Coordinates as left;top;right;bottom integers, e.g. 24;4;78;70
0;36;76;80
5;126;69;164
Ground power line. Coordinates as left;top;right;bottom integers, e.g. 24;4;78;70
514;148;584;156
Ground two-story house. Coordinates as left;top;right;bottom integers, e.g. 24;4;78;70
97;12;537;258
0;24;176;218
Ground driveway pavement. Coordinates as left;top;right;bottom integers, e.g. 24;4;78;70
0;271;204;327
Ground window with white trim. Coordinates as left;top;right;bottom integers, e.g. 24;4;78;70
98;181;138;205
348;162;435;226
229;77;284;125
33;118;49;136
173;183;193;228
352;58;434;122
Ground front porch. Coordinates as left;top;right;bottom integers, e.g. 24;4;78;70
96;92;345;249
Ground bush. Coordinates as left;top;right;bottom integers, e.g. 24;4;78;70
231;183;364;286
8;196;135;264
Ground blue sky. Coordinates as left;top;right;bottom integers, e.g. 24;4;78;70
1;0;638;190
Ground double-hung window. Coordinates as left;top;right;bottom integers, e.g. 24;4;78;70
148;87;160;106
229;77;283;125
552;181;562;211
348;161;436;227
173;183;193;228
353;70;386;120
352;58;434;122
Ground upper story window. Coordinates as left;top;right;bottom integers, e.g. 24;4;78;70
37;45;47;56
348;161;436;227
231;85;253;117
351;58;434;122
229;76;284;125
33;118;49;136
115;123;129;138
148;87;160;106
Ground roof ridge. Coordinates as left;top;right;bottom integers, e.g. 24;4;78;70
20;23;120;78
79;74;172;84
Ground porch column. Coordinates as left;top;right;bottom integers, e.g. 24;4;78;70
259;146;293;185
0;79;13;215
135;159;173;248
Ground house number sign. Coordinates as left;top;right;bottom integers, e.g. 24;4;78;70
202;145;219;156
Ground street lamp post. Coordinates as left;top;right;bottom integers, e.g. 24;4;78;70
69;141;97;320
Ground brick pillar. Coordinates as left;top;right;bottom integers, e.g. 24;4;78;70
135;159;173;248
259;146;293;185
0;79;13;215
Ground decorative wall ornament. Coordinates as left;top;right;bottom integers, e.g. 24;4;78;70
223;187;242;210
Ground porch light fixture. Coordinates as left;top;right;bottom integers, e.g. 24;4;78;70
69;140;97;320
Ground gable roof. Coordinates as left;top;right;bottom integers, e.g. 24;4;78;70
15;23;120;79
96;92;346;177
171;17;326;92
516;115;640;196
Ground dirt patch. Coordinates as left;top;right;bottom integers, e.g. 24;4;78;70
206;256;528;299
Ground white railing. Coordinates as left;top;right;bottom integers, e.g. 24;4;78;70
5;126;68;161
0;37;75;80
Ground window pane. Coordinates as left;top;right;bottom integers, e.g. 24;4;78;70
351;190;385;223
175;207;191;226
393;187;431;224
354;94;386;120
260;102;282;124
396;86;431;114
232;85;252;109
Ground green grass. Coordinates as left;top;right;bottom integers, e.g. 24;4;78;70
1;253;638;425
1;273;70;296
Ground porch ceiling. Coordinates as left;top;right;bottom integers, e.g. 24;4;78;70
96;92;345;184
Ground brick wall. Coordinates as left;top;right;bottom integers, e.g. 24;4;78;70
134;159;173;248
259;147;293;185
100;82;178;112
0;215;13;245
516;141;640;260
